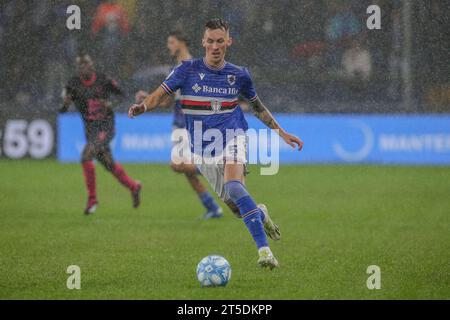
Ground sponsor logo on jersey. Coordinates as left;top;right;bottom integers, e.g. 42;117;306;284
199;73;205;80
202;85;239;95
192;83;202;93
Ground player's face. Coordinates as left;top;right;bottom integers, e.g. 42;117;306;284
202;28;232;65
167;36;181;58
76;55;94;77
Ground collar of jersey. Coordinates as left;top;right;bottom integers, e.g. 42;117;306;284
202;58;226;71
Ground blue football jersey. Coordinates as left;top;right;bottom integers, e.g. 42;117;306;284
161;58;258;154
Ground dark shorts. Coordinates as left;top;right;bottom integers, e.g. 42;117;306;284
85;120;115;149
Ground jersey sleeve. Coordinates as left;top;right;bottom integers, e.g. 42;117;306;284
240;68;258;103
160;61;191;95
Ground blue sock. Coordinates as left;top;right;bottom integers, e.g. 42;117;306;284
224;180;268;249
199;192;220;212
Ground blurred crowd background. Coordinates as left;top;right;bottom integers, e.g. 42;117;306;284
0;0;449;115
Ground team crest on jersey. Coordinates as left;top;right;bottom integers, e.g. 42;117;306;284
227;75;236;86
211;99;222;113
199;73;205;80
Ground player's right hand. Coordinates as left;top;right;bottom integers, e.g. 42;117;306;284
128;103;146;118
135;90;148;104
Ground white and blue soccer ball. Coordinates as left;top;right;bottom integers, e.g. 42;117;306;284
196;255;231;287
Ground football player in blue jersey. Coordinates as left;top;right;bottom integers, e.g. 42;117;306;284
135;31;223;220
129;18;303;269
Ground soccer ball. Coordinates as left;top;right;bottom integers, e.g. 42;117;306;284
196;255;231;287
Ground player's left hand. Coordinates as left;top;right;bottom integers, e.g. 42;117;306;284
280;131;303;151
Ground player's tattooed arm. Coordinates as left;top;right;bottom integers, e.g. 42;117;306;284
250;97;304;151
250;97;281;130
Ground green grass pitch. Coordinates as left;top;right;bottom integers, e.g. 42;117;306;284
0;160;449;299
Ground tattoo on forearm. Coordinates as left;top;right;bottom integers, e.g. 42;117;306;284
250;97;280;130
